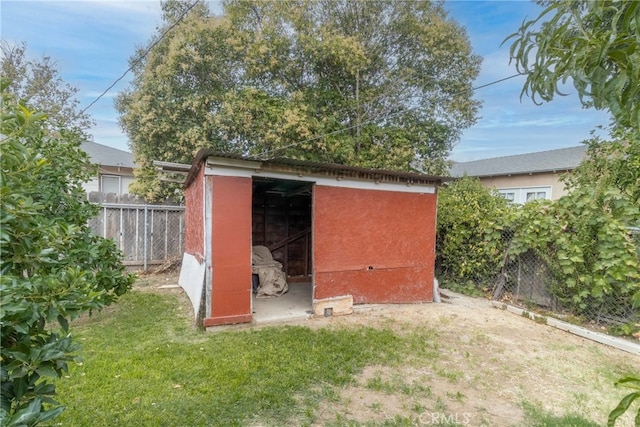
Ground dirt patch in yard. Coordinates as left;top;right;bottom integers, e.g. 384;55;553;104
144;274;637;426
306;291;636;426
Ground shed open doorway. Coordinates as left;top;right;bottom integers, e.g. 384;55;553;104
251;177;313;322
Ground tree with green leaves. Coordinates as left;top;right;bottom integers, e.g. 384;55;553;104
502;131;640;424
117;0;481;202
436;176;513;294
505;0;638;134
507;172;639;320
564;128;640;206
505;14;639;421
608;376;640;427
0;82;134;426
1;42;94;136
505;0;640;311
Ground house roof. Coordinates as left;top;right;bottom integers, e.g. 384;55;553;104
450;145;587;178
81;141;135;168
184;149;450;188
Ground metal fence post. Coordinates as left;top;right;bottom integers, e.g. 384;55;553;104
102;205;107;238
135;208;139;261
150;209;155;264
179;214;183;258
143;204;148;272
119;207;124;251
165;209;169;259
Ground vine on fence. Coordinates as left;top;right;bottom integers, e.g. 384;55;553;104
507;187;639;320
435;176;512;295
438;135;639;332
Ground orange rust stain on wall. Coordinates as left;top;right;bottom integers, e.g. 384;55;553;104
313;186;436;303
206;175;252;326
184;165;204;258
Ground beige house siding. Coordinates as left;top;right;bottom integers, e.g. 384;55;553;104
478;171;569;200
450;146;586;203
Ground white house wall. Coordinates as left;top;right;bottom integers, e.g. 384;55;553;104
478;172;569;201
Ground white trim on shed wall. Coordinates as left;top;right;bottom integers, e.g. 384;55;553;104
204;165;436;194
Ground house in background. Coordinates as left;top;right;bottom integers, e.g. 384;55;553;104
178;150;446;327
81;141;135;195
450;145;587;204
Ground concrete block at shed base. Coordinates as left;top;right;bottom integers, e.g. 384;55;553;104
314;295;353;317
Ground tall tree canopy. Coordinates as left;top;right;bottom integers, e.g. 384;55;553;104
506;0;639;134
1;42;94;136
117;0;481;202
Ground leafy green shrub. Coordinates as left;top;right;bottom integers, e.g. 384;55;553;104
0;82;134;425
436;176;513;293
507;136;640;319
507;191;639;317
438;134;639;317
608;376;640;427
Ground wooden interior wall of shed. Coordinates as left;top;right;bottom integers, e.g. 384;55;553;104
313;186;436;304
252;182;312;281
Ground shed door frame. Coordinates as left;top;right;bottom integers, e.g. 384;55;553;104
251;177;313;281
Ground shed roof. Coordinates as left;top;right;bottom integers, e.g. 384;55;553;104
185;149;449;188
450;145;587;178
81;141;135;168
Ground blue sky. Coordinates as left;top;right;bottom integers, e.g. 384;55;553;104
1;0;611;161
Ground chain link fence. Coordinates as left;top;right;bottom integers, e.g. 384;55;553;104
87;194;185;271
490;227;639;337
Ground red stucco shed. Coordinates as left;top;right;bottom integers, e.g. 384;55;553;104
178;150;445;327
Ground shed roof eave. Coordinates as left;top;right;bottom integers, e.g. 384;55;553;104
206;156;262;170
154;160;192;173
184;149;450;189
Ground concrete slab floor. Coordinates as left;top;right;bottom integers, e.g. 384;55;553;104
252;282;313;324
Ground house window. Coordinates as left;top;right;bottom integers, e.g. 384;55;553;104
526;191;547;202
498;191;516;203
498;187;551;204
101;175;121;194
121;177;135;193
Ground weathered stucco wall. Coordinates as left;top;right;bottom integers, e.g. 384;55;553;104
179;167;206;322
312;185;436;304
184;165;204;259
205;175;253;327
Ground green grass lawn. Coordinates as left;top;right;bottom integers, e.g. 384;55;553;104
53;288;626;426
55;290;409;426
